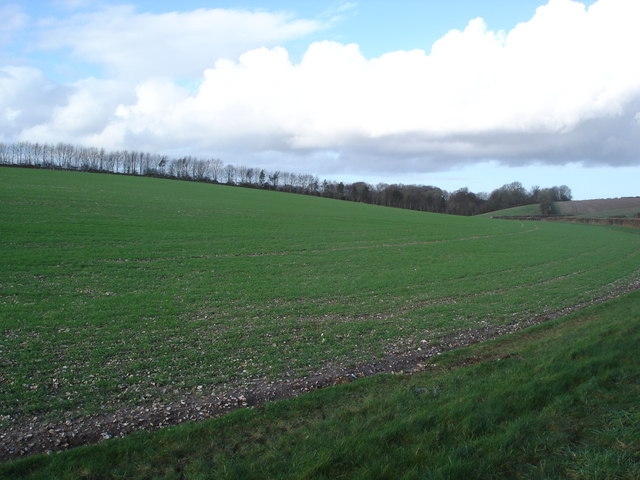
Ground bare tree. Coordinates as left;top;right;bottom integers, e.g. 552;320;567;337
209;159;224;182
224;164;236;184
268;170;280;189
191;159;209;180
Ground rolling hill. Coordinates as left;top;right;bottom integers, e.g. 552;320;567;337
555;197;640;217
485;197;640;218
1;167;640;477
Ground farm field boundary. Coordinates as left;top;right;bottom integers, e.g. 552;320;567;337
493;215;640;228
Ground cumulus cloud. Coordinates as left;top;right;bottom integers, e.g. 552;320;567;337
7;0;640;175
18;77;134;144
37;5;324;80
89;0;640;168
0;66;71;141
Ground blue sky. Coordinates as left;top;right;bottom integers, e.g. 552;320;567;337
2;0;638;199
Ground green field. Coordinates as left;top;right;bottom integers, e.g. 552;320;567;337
3;289;639;479
1;168;640;456
478;204;543;217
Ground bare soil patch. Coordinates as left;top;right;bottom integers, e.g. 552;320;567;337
555;197;640;216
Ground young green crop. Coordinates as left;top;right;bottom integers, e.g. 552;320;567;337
3;282;639;479
1;167;639;425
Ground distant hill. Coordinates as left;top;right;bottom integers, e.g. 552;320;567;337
477;204;542;217
555;197;640;217
483;197;640;218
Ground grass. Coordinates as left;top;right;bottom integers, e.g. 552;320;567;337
478;204;543;217
1;167;640;425
2;288;638;479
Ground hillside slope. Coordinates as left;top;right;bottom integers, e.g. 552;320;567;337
2;167;640;460
555;197;640;217
478;204;542;217
483;197;640;218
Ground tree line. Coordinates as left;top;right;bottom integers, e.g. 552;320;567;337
0;141;571;215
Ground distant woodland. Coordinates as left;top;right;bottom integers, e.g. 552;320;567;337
0;141;571;215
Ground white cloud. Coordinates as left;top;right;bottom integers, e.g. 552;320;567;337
37;5;324;80
0;66;71;141
8;0;640;175
89;0;640;168
18;77;133;143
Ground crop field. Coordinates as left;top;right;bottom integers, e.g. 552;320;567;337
2;167;640;453
555;197;640;218
478;203;542;217
4;290;639;479
483;197;640;219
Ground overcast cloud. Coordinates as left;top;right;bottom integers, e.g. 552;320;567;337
2;0;640;177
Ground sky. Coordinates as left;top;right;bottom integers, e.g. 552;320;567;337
2;0;640;200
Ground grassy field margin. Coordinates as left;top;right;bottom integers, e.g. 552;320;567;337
2;290;639;479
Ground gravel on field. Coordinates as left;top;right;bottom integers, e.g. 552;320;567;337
2;277;639;463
